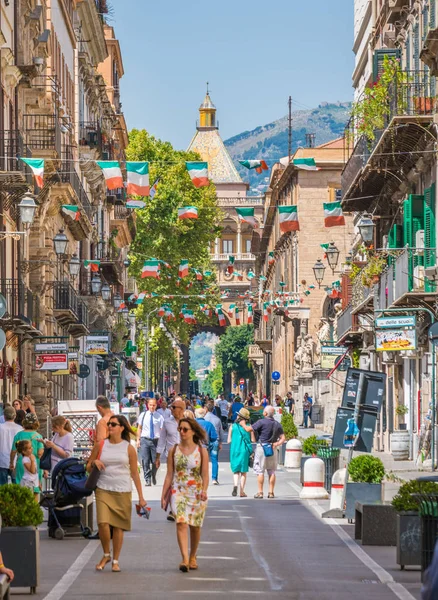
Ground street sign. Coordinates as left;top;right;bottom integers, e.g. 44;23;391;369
0;294;6;319
239;378;245;385
272;371;280;381
97;359;109;371
240;384;244;390
78;364;91;379
429;322;438;346
0;329;5;351
341;368;386;412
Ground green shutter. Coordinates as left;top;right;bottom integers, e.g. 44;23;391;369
425;184;436;292
388;224;402;248
404;194;424;290
373;49;401;82
414;24;420;75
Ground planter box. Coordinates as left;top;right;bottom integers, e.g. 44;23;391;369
300;456;313;485
0;527;39;593
346;482;382;520
396;512;421;569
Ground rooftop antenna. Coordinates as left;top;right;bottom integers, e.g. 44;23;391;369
206;81;209;95
288;96;292;164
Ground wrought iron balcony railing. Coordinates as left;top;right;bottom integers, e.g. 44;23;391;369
79;122;102;150
113;204;132;220
23;113;62;155
0;278;39;329
0;130;32;172
53;282;79;317
58;164;93;217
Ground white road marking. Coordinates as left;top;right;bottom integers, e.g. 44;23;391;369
41;541;99;600
197;556;238;560
189;577;229;582
287;482;417;600
241;577;268;581
177;592;267;595
212;528;242;532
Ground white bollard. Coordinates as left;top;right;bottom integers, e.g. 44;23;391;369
329;468;347;510
285;438;302;469
299;457;329;499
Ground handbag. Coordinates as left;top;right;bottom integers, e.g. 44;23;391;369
40;447;52;471
261;421;280;458
85;440;105;491
237;424;254;468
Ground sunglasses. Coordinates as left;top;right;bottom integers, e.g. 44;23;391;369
178;427;192;433
108;422;121;428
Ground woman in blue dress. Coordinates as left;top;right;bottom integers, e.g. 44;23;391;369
228;408;255;497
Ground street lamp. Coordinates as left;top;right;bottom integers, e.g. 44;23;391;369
101;283;111;301
326;242;340;273
358;214;375;244
91;274;102;295
68;253;81;278
53;229;68;257
18;193;37;225
159;318;166;331
128;312;136;327
113;292;122;310
313;259;326;288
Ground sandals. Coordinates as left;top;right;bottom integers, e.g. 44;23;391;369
95;554;111;571
112;560;121;573
240;491;247;497
268;493;275;499
179;562;189;573
232;486;238;497
254;492;264;499
189;557;198;570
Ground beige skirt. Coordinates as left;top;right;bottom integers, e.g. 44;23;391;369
95;488;132;531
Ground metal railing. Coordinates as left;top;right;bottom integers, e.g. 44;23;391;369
351;275;373;310
0;278;36;326
217;197;264;206
113;204;132;220
211;253;256;261
96;241;121;262
77;300;89;330
23;113;62;155
0;129;31;171
337;303;355;340
79;121;102;150
58;164;93;217
53;282;79;317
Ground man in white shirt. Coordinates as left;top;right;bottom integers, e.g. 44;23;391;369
157;399;171;420
218;395;230;431
136;398;164;486
0;407;23;485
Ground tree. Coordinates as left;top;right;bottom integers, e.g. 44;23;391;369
202;364;223;398
126;129;223;345
215;325;254;380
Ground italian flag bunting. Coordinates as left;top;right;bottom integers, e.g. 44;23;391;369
141;260;161;279
62;205;80;221
185;162;209;188
178;206;198;220
218;309;226;327
126;162;150;196
239;160;268;174
278;206;299;232
268;252;275;265
136;292;146;304
247;304;253;324
178;259;189;278
293;158;320;171
236;207;258;228
150;178;160;199
263;302;269;322
323;201;345;227
21;158;44;188
235;307;241;326
227;255;235;275
84;260;100;272
96;161;124;190
126;199;146;209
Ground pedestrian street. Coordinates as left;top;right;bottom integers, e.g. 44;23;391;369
11;447;422;600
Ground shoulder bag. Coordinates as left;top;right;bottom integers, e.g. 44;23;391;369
39;445;52;471
84;440;105;491
236;424;255;468
261;421;280;458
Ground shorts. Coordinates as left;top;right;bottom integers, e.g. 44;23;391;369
21;479;40;493
253;444;277;476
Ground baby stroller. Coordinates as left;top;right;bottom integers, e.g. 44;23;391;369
40;457;93;540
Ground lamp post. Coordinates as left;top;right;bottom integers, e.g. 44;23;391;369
313;259;326;288
53;229;68;257
358;214;375;244
18;193;37;225
326;242;340;273
113;292;122;310
101;283;111;301
68;253;81;278
91;274;102;295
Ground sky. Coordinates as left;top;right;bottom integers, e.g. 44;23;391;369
111;0;354;150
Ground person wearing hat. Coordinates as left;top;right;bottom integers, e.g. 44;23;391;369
9;413;44;492
227;408;255;497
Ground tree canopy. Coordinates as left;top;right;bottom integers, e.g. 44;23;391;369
215;325;254;380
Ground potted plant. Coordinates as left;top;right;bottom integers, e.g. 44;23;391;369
279;409;298;465
395;404;409;430
392;480;438;569
360;255;387;287
345;455;385;520
300;435;328;484
0;484;43;593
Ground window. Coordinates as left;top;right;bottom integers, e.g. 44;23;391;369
328;184;342;203
245;239;252;253
222;239;233;254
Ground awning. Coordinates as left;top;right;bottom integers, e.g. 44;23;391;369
124;366;141;389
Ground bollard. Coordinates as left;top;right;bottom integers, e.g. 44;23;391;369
329;468;347;510
285;438;302;469
299;457;329;499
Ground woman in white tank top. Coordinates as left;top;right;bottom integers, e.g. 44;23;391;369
87;414;147;572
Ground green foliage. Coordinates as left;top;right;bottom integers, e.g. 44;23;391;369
126;129;223;345
202;363;223;397
391;480;438;513
351;347;361;369
361;255;387;287
302;435;328;456
215;325;254;379
348;455;385;484
395;404;409;416
281;411;298;441
0;484;44;527
189;367;197;381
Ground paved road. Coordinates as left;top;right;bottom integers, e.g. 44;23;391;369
11;443;422;600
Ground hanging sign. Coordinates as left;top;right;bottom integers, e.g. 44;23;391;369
35;353;68;371
85;335;109;355
53;352;79;376
375;328;416;352
375;316;416;329
0;294;6;318
321;345;348;369
35;342;68;353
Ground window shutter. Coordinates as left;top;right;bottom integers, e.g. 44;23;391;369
388;224;402;248
404;194;424;290
373;49;401;83
431;0;436;29
424;184;436;292
341;273;352;310
414;23;420;75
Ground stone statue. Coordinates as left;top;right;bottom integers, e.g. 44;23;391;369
294;335;304;376
315;317;331;358
332;302;343;343
301;334;314;374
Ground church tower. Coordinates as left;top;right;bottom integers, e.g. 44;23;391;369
198;91;217;129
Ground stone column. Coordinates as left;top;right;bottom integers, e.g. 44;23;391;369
237;223;242;256
214;237;219;256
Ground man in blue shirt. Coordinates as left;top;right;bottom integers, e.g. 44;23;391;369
195;407;218;445
229;396;244;423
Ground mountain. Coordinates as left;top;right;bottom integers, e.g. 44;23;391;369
224;102;351;194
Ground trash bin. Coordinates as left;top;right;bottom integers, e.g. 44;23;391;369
316;446;340;494
414;493;438;577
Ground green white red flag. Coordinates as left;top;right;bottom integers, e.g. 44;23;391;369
126;162;149;196
239;160;268;174
126;200;146;209
293;158;320;171
84;260;100;272
62;205;80;221
323;201;345;227
141;260;160;279
278;206;299;232
218;309;226;327
236;207;258;228
178;206;198;220
235;307;241;326
21;158;44;188
178;260;189;278
185;162;209;188
268;252;275;265
97;161;124;190
247;304;253;324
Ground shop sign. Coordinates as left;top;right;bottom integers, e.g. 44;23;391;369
375;328;416;352
53;352;79;376
34;342;68;353
287;308;311;320
35;353;68;371
85;335;109;355
375;316;416;329
320;345;348;369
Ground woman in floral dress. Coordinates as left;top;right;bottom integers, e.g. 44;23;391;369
161;417;209;572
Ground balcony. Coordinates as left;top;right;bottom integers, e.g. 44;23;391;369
0;130;34;193
107;189;126;206
23;114;62;158
96;241;123;285
53;282;80;326
69;300;90;337
110;203;136;246
211;253;256;262
336;303;362;344
351;276;374;315
342;71;436;212
79;122;102;155
217;196;264;207
58;163;94;240
0;279;41;335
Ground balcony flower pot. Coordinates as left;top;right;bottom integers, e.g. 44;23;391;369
413;96;434;113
